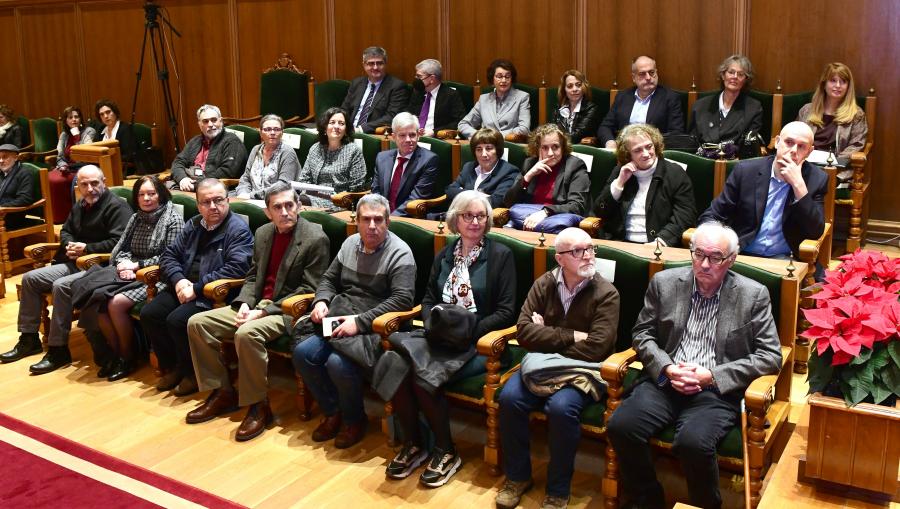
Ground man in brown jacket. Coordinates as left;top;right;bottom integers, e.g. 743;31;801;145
495;228;620;509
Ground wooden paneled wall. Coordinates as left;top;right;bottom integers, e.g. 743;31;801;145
1;0;897;225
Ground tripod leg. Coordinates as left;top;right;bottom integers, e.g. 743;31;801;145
148;23;181;153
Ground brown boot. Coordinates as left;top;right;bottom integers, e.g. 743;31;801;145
311;413;342;442
334;420;367;449
235;400;274;442
185;389;239;424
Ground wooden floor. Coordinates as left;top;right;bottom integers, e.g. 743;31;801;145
1;240;897;508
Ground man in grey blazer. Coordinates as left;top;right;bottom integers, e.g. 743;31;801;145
185;182;330;441
371;112;440;216
606;221;782;509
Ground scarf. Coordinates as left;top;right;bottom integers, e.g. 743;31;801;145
441;238;483;312
110;201;177;263
0;122;11;140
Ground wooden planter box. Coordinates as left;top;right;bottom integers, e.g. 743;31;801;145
803;392;900;501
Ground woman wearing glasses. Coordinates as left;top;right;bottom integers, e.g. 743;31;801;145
384;190;516;487
232;114;301;199
688;54;763;146
458;59;531;141
445;128;519;209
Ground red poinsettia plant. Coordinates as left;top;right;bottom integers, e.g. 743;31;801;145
800;249;900;406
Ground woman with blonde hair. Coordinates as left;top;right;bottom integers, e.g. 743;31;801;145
797;62;867;158
552;69;600;144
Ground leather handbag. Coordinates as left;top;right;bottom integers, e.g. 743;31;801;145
425;304;477;352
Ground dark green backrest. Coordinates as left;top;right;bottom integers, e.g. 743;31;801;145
22;162;41;203
662;150;716;214
573;144;618;201
109;186;135;211
229;201;270;234
515;83;540;129
670;88;691;132
444;80;475;113
132;122;154;149
260;69;310;120
388;220;435;303
30;117;58;153
724;156;758;181
283;127;318;166
314;79;351;119
16;116;30;148
224;124;261;154
486;232;535;311
547;244;652;351
353;132;383;186
171;193;198;220
747;89;774;142
591;87;612;122
299;209;348;262
460;141;527;173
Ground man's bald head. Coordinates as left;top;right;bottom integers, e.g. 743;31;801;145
774;121;814;165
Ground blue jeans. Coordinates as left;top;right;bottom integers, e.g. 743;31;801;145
291;334;366;425
499;371;592;498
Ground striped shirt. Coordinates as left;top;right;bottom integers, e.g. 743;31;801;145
555;267;591;315
672;279;721;369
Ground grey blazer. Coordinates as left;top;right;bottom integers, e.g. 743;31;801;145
797;103;868;158
458;89;531;139
632;266;782;395
233;142;302;199
55;127;97;167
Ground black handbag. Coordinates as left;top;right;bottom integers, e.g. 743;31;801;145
424;304;477;352
738;130;765;159
663;133;699;153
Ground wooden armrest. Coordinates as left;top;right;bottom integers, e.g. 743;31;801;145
281;293;315;318
331;190;370;209
76;253;110;270
219;178;240;188
0;199;46;215
371;304;422;337
222;115;262;125
600;347;639;385
24;242;59;262
579;137;598;146
44;155;57;165
436;129;458;140
682;227;696;248
579;216;603;237
798;223;832;265
498;364;521;386
19;149;57;162
745;374;778;413
136;264;160;285
475;325;517;357
504;133;528;143
492;207;509;227
202;278;246;303
406;194;447;218
374;126;390;136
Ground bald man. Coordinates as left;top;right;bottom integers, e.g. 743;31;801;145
698;121;828;260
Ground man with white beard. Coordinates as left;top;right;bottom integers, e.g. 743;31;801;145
171;104;247;191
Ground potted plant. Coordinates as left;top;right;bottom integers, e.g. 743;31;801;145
799;249;900;499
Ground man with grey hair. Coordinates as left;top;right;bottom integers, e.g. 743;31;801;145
607;220;782;509
171;104;247;191
1;165;131;373
496;227;619;509
341;46;410;134
405;58;466;137
371;112;440;216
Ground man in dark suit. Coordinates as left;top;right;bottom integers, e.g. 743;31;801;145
371;112;440;216
341;46;410;134
186;182;330;441
405;58;466;137
607;221;782;509
698;121;827;260
0;144;34;229
596;56;684;149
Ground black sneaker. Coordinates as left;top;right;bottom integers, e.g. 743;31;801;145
419;446;462;488
385;443;429;480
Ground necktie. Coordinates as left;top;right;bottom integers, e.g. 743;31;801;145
418;92;432;129
388;156;407;211
357;83;377;128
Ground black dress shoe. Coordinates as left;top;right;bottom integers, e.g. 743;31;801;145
98;358;117;378
107;358;132;382
0;333;43;364
29;346;72;375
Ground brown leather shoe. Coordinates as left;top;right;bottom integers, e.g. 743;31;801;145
311;413;342;442
185;389;239;424
334;420;367;449
235;400;273;442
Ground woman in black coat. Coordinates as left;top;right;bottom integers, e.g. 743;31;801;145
552;70;600;145
445;127;519;208
385;190;516;488
689;54;763;145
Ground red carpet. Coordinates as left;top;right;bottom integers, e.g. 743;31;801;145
0;412;246;508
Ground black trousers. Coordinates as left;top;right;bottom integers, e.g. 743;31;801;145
606;380;739;509
140;289;204;378
392;374;453;451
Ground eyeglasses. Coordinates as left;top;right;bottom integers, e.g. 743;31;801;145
634;70;657;78
725;69;747;79
262;127;283;133
690;250;731;265
198;197;227;208
460;212;488;224
558;246;594;258
364;60;385;68
493;73;512;81
415;73;432;80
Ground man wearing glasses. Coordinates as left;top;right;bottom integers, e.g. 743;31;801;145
341;46;410;134
405;58;466;137
606;221;781;509
171;104;247;191
141;178;253;397
597;55;685;150
496;227;620;509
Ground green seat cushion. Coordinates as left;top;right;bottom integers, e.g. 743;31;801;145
266;334;293;355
